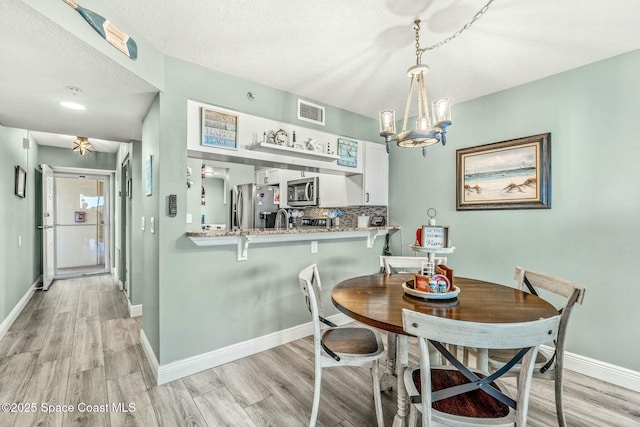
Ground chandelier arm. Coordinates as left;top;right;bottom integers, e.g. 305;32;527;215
402;74;416;132
419;0;495;53
418;73;431;129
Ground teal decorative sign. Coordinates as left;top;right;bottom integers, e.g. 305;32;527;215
337;138;358;168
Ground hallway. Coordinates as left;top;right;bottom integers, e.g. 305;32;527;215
0;275;638;426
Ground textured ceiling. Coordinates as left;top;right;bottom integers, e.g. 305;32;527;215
2;0;640;152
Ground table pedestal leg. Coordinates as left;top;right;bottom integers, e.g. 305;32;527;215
392;335;409;427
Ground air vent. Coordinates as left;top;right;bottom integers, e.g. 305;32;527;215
297;99;325;126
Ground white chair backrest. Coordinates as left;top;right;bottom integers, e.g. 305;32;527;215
402;309;561;350
380;256;447;274
515;266;586;305
298;264;324;355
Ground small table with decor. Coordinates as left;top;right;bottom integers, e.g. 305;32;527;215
331;273;559;427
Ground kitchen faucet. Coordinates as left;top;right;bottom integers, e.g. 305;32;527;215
275;208;290;230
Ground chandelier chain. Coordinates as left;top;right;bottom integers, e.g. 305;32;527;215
418;0;495;53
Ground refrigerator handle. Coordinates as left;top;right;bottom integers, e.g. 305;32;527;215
237;189;243;228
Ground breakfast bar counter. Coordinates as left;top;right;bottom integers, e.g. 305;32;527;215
187;226;400;260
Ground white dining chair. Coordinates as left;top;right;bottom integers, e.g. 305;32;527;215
298;264;385;427
402;308;561;427
487;266;586;427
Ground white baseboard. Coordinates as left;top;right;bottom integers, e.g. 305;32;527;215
128;299;142;318
155;312;352;385
147;315;639;392
140;329;159;382
0;276;39;340
541;345;640;392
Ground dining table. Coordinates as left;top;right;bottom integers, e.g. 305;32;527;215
331;273;559;427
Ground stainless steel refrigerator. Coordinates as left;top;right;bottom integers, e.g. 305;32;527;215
231;183;280;230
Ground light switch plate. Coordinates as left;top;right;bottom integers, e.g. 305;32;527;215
186;213;192;224
150;217;155;234
311;240;318;254
141;216;145;231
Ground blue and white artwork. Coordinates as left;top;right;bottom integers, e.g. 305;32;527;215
462;144;539;203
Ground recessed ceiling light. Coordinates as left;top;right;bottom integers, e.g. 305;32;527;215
60;101;87;110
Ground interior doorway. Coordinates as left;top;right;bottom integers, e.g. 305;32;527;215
54;172;111;277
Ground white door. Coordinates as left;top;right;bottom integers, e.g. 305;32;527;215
41;164;55;290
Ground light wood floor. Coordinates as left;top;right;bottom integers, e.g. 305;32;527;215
0;275;638;426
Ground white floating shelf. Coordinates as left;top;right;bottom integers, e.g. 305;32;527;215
251;142;340;161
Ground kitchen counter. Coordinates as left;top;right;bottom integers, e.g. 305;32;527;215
187;226;400;261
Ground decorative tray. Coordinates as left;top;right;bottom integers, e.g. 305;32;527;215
402;280;460;300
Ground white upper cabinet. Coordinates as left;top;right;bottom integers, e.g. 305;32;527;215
364;142;389;205
255;168;281;185
318;174;349;207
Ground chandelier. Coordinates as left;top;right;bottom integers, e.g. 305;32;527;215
379;0;494;156
72;136;93;155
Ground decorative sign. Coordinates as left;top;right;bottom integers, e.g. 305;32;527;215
421;226;448;249
201;108;238;149
145;155;153;196
337;138;358;167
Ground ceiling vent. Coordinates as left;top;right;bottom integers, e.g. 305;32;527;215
297;99;325;126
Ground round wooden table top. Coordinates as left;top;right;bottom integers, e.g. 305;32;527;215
331;274;559;335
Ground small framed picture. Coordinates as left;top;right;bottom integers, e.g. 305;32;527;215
201;107;238;149
75;211;85;222
15;165;26;198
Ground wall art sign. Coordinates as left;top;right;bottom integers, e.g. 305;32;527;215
145;155;153;196
201;107;238;149
456;133;551;210
337;138;358;168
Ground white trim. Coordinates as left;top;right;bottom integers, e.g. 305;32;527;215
0;276;39;340
128;299;142;318
140;329;159;382
146;316;640;392
540;345;640;393
155;312;351;385
129;303;142;318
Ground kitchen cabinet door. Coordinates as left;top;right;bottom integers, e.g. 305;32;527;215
363;142;389;205
318;174;349;207
255;168;281;185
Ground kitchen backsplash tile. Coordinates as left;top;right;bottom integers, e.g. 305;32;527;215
295;206;388;228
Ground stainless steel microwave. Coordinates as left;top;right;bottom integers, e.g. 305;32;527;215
287;177;319;207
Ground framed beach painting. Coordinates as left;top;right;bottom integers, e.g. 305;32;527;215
456;133;551;210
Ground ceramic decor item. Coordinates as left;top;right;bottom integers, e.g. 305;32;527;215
62;0;138;60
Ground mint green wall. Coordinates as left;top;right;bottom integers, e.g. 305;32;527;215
0;125;39;327
37;145;117;170
139;96;161;358
389;49;640;372
153;57;383;364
